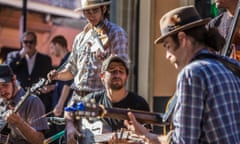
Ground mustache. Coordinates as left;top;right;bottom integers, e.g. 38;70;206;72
112;78;122;81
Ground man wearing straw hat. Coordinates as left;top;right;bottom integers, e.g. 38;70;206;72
47;0;129;143
124;5;240;144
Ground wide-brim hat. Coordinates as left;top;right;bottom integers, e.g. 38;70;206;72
74;0;111;12
154;5;211;44
0;64;14;83
101;55;129;74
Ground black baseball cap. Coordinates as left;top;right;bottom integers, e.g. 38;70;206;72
0;64;14;83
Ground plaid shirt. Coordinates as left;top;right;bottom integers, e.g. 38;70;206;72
207;12;240;61
66;19;128;92
172;49;240;143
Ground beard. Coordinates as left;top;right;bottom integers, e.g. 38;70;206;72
109;78;124;90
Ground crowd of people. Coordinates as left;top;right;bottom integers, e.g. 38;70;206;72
0;0;240;144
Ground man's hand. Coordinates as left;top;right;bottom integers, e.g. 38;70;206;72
53;103;63;116
66;121;81;144
47;70;58;81
5;110;23;126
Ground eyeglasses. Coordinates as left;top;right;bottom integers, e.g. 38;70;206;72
23;40;35;44
83;7;101;15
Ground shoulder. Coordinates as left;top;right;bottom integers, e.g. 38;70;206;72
26;94;43;104
127;91;148;103
36;53;51;63
7;50;19;56
180;54;229;80
105;19;126;35
36;52;50;59
84;90;105;101
207;12;227;28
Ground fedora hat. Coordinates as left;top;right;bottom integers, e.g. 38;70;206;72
74;0;111;12
154;5;211;44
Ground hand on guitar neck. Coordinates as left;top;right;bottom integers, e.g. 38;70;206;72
64;99;168;126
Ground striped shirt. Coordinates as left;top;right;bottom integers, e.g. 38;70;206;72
172;49;240;143
66;19;128;93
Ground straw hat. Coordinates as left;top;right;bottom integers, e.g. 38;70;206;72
74;0;111;12
154;5;211;44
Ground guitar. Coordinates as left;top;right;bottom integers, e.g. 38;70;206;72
64;100;168;127
44;119;145;144
64;100;169;143
0;78;47;143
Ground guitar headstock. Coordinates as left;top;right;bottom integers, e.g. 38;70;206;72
64;99;105;120
30;78;47;93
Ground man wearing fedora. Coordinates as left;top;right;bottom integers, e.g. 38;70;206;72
124;6;240;144
47;0;129;143
0;64;49;144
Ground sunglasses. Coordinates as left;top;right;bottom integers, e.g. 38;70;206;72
23;40;35;44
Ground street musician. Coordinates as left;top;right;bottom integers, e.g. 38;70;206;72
125;6;240;144
0;64;49;144
47;0;129;143
207;0;240;59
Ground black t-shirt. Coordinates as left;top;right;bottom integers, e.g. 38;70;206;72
83;90;150;131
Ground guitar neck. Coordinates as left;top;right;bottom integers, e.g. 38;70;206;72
14;89;30;113
103;107;166;126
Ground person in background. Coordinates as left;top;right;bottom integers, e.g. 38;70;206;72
47;0;129;143
49;35;73;117
206;0;240;60
0;64;49;144
45;35;73;144
66;55;150;144
124;6;240;144
5;31;54;113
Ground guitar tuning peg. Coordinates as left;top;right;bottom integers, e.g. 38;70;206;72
86;102;91;108
88;117;94;122
91;112;96;117
76;111;84;116
85;111;91;117
90;98;96;104
91;103;96;109
75;115;81;120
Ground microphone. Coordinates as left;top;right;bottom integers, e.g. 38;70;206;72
47;117;65;125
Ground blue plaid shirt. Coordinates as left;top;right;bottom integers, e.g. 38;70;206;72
172;49;240;143
66;19;128;92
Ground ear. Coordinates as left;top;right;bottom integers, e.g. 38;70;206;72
102;5;107;14
99;72;104;80
178;31;187;45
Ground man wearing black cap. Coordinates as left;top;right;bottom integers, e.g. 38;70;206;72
124;5;240;144
65;55;150;144
0;64;49;144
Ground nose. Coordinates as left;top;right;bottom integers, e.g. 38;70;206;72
112;70;122;76
166;51;171;60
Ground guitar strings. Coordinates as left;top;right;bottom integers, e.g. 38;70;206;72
30;110;53;124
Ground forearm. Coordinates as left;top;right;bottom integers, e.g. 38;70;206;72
56;69;74;81
15;120;45;144
58;85;71;106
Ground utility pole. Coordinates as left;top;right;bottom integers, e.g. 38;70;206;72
22;0;28;33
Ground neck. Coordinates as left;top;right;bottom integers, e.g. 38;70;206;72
94;20;105;29
227;2;238;17
107;88;128;103
60;49;68;59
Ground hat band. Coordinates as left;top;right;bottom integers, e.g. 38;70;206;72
83;0;106;6
162;16;201;34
